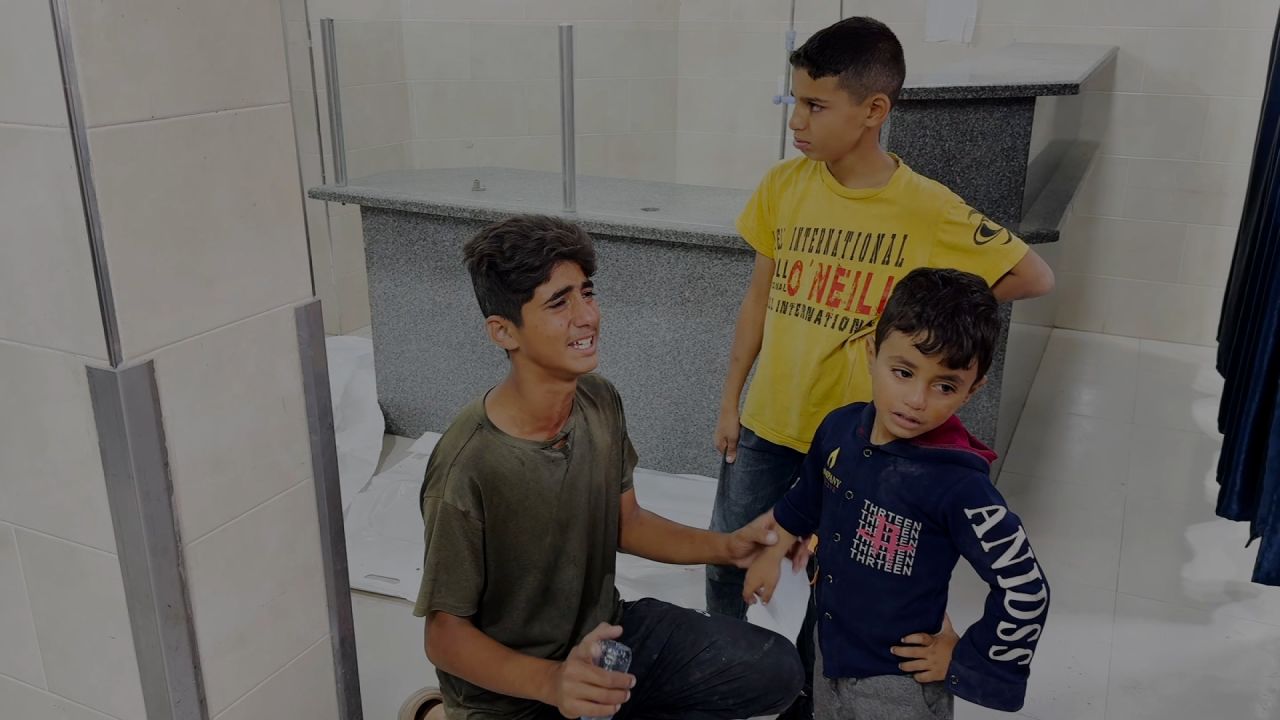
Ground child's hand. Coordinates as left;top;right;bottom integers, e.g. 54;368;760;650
890;614;959;683
742;555;782;606
714;408;741;463
786;534;815;573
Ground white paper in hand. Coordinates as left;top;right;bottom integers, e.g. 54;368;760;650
745;558;810;646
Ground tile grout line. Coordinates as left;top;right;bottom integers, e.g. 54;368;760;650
1112;588;1280;629
205;632;331;718
7;521;118;559
181;473;312;550
6;524;51;691
0;673;129;720
86;102;293;131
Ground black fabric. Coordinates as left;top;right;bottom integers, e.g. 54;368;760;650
1215;8;1280;586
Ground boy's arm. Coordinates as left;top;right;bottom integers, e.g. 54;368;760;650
742;513;797;605
618;490;779;567
921;476;1050;713
715;252;775;462
743;426;833;603
992;247;1055;302
426;613;634;718
929;201;1054;303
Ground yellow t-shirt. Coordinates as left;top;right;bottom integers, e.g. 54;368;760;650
737;155;1029;453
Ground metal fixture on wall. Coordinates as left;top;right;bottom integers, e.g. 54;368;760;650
320;19;347;187
559;24;577;212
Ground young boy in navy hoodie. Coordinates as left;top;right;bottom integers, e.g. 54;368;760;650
743;268;1049;718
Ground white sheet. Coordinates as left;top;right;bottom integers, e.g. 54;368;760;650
325;335;385;511
345;432;441;600
745;559;810;647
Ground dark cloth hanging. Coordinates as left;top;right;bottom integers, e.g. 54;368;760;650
1215;10;1280;586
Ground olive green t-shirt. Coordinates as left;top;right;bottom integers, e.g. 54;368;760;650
413;373;638;720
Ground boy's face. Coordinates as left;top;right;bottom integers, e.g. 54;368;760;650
789;69;886;163
866;330;985;443
494;261;600;379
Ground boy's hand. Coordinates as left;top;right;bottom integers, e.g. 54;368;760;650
786;534;815;573
890;614;959;683
742;553;783;605
714;408;741;463
547;623;635;719
724;512;780;568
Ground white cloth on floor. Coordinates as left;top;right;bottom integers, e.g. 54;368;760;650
325;335;385;511
345;432;441;600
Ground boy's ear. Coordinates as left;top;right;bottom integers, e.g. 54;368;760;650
963;374;989;403
865;93;892;129
485;315;519;352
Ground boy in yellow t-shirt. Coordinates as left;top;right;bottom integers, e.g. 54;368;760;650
706;17;1054;720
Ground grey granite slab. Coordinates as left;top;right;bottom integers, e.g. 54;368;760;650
901;43;1118;100
310;167;749;250
1016;141;1100;244
887;96;1037;235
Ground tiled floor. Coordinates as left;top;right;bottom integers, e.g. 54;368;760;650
351;329;1280;720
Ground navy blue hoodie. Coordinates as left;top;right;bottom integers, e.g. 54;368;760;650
773;402;1049;712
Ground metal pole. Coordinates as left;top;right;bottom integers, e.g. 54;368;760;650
320;19;347;186
559;24;577;212
779;0;798;160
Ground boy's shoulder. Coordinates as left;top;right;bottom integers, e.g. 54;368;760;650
576;371;618;400
756;155;822;193
813;401;873;444
766;155;968;212
892;160;969;208
575;372;626;421
421;400;492;504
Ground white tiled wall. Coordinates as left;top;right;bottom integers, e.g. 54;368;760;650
0;0;107;361
212;637;340;720
0;1;342;717
66;0;291;127
88;105;313;357
1;0;71;128
153;308;315;544
18;531;147;720
0;6;150;718
184;480;331;716
1055;0;1274;345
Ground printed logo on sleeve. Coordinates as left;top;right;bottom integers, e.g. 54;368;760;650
968;207;1013;246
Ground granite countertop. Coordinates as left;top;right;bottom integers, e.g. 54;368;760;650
900;43;1118;100
309;167;751;250
309;161;1069;248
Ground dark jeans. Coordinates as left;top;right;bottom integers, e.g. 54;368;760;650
611;598;803;720
705;427;816;720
